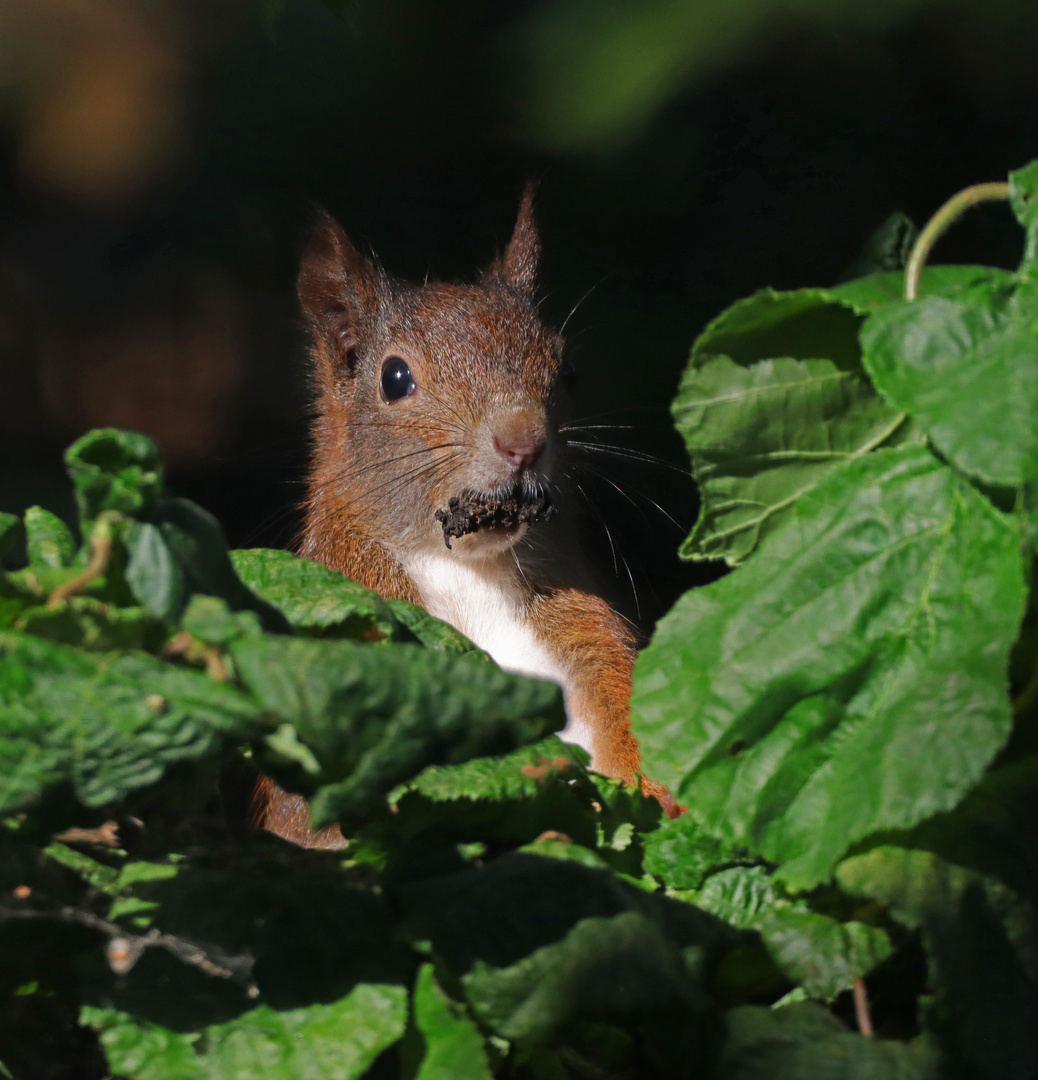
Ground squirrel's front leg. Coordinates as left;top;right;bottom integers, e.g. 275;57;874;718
528;588;680;816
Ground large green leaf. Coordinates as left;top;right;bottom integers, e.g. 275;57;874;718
0;632;256;813
838;847;1038;1079
230;635;564;824
861;278;1038;489
674;352;907;564
631;446;1025;889
85;987;407;1080
675;288;914;565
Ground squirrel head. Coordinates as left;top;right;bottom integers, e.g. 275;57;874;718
299;188;572;561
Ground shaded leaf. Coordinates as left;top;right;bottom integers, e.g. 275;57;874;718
14;598;166;653
463;910;701;1043
632;446;1025;889
838;847;1038;1079
837;212;917;283
154;500;290;634
64;428;162;526
230;635;564;824
0;632;256;814
0;511;23;563
719;1002;937;1079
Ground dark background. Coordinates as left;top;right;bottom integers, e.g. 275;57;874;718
1;0;1035;628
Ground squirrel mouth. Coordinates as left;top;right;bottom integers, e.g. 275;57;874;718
434;486;556;550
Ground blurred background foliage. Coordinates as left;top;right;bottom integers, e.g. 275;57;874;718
1;0;1037;627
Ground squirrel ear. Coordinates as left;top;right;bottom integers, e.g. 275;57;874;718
298;209;379;370
497;184;540;294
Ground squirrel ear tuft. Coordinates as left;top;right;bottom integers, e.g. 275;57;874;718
298;209;379;370
497;184;540;294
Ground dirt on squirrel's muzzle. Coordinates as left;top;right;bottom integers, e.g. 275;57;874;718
434;487;556;549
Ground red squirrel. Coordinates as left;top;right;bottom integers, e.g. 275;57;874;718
254;191;674;846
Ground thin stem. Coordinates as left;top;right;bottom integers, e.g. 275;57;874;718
904;181;1011;300
852;976;875;1038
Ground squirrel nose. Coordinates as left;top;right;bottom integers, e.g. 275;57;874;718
492;413;546;472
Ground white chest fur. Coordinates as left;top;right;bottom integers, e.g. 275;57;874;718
404;551;592;755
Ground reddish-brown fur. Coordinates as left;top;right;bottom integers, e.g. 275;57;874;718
253;191;676;845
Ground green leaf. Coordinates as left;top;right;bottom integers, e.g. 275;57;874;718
182;595;261;645
412;964;493;1080
837;212;917;283
689;867;891;999
153;500;290;634
1009;158;1038;273
14;598;166;653
64;428;162;526
23;507;75;569
0;512;24;564
690;288;864;368
406;737;588;803
0;632;256;814
757;909;890;1002
229;548;393;640
398;852;733;1050
384;597;487;656
643;811;756;891
124;521;185;621
463;910;699;1042
632;446;1026;889
830;266;1015;314
837;847;1038;1078
674;352;907;564
675;287;920;565
230;635;564;824
80;1008;202;1080
860;279;1038;489
85;987;408;1080
719;1002;938;1079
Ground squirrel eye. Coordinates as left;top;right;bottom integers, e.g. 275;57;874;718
380;356;415;402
